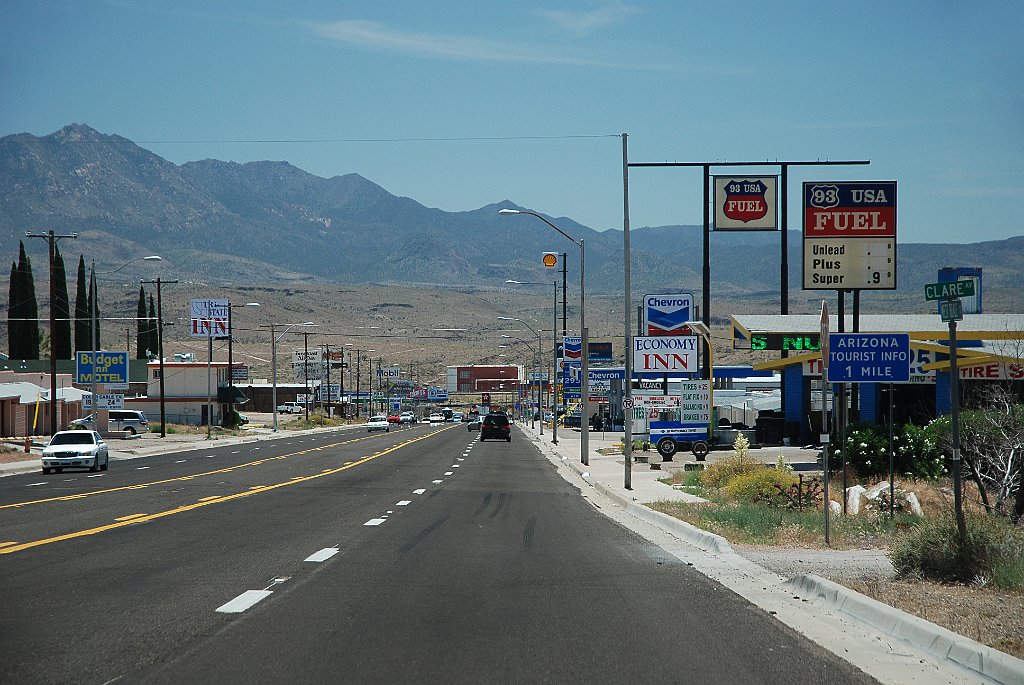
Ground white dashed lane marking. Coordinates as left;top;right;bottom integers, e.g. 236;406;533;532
413;489;426;495
432;480;443;484
444;472;453;476
304;547;339;563
364;518;387;526
216;590;273;614
397;500;411;506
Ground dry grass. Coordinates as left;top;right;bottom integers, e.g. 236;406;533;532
845;578;1024;660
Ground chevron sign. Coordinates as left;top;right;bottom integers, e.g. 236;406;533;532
643;293;694;336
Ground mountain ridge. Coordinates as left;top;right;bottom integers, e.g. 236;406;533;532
1;124;1020;308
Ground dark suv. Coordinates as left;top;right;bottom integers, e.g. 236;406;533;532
480;413;511;442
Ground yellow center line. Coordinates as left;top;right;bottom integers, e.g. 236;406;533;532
198;496;220;502
0;542;17;549
114;513;148;522
1;428;450;556
0;432;397;511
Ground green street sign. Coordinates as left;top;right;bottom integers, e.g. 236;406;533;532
940;299;963;323
924;279;975;301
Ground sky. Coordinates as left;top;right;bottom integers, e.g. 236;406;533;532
2;0;1022;243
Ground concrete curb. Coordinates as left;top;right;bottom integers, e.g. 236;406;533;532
785;574;1024;685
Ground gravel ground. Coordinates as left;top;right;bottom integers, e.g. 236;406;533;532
734;543;1024;660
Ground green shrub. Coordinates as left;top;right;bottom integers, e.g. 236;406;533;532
699;455;761;489
834;423;889;478
894;422;946;480
889;513;1024;584
724;468;798;506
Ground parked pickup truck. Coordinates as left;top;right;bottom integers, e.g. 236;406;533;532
276;401;304;414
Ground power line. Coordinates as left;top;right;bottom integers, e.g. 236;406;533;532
131;134;621;145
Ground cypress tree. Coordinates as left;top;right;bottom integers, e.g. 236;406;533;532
136;285;147;358
88;265;100;350
8;260;22;358
148;295;158;358
52;245;72;360
19;242;40;360
74;255;90;353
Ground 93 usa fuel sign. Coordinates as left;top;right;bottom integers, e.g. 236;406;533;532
803;181;897;290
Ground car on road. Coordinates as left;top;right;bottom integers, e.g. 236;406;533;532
366;415;390;432
428;413;444;423
400;411;416;424
41;430;109;474
452;411;464;423
71;409;150;435
387;414;402;424
467;417;481;431
276;401;304;414
480;413;511;442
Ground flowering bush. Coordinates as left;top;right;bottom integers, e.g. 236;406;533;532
833;424;890;478
724;468;798;506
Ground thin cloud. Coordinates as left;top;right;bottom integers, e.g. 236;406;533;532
536;2;639;36
308;20;606;66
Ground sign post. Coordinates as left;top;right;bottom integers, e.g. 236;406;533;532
819;301;830;547
925;283;968;545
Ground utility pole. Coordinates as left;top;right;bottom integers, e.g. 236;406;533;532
25;230;77;434
141;277;177;437
302;331;312;422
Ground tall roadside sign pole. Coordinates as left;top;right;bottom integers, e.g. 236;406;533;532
926;279;973;544
819;301;830;546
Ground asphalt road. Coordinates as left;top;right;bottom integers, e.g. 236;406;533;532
0;422;876;684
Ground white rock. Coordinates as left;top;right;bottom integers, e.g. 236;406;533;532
905;491;923;516
846;485;867;515
864;481;890;499
829;500;842;514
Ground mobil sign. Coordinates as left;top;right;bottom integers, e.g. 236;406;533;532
632;336;698;373
643;293;694;336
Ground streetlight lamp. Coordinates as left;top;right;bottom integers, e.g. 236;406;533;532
87;255;161;433
264;321;317;431
499;317;544;434
506;280;559;445
499;339;537;429
499;209;589;463
227;302;259;426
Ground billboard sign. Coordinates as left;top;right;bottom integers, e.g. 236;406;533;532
632;336;698;373
376;366;401;379
643;293;694;336
803;181;897;290
76;351;129;385
826;333;910;383
714;176;778;230
190;299;229;338
231;365;249;381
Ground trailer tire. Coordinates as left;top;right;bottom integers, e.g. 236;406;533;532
692;441;709;461
656;437;678;459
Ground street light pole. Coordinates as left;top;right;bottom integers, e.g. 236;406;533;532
499;209;587;463
141;276;178;437
265;322;316;432
84;255;161;434
227;302;259;426
504;280;559;445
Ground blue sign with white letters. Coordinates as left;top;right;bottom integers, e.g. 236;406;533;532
827;333;910;383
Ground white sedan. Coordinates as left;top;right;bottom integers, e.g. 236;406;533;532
41;430;109;474
428;414;444;423
366;415;390;432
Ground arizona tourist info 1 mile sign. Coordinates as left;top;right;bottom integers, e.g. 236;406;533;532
803;181;897;290
826;333;911;384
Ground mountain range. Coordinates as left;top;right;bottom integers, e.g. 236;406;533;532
2;124;1022;311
